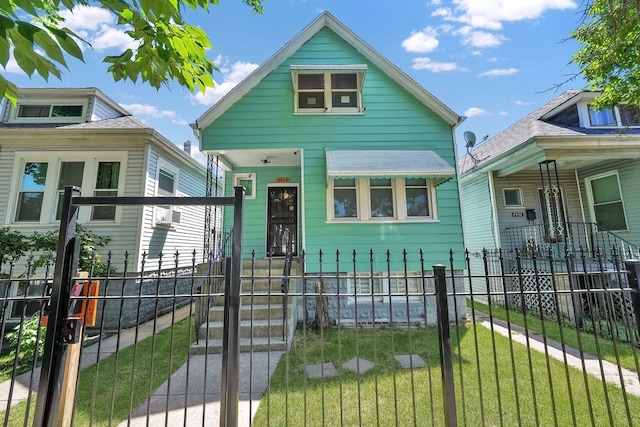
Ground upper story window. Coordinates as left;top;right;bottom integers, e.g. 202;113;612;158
585;103;640;128
155;164;181;226
10;100;87;123
291;65;366;114
10;153;125;224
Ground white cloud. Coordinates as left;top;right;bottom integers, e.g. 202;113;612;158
120;103;188;125
515;100;532;106
411;57;458;72
2;53;25;75
464;107;487;117
456;26;505;48
92;25;138;51
192;59;259;105
58;6;115;32
499;111;508;116
437;0;577;30
479;67;519;77
402;27;440;53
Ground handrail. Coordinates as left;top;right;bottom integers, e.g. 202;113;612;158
504;221;639;260
281;231;294;341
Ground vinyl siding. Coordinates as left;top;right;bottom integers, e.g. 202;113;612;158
207;28;464;271
0;138;144;273
492;170;583;251
577;158;640;246
139;147;207;270
91;97;122;120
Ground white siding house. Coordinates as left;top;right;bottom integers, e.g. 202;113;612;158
0;87;209;273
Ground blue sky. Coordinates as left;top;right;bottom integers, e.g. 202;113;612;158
4;0;587;160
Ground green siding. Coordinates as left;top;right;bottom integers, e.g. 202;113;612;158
208;28;463;271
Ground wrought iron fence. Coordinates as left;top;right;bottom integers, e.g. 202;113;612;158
0;247;639;426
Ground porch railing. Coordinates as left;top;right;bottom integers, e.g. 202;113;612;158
505;222;640;262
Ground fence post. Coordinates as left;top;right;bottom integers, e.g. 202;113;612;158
434;264;457;427
624;260;640;339
220;186;245;427
33;186;81;426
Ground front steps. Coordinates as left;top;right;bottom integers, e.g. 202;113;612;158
191;258;299;354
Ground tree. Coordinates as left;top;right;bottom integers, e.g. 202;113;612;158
0;0;264;103
572;0;640;108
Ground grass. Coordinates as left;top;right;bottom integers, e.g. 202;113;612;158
470;299;640;373
252;325;640;426
1;317;194;426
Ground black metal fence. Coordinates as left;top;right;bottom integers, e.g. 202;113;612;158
1;245;639;426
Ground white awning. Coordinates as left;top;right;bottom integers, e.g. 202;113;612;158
326;150;455;185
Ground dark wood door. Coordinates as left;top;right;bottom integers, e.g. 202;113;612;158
267;187;297;256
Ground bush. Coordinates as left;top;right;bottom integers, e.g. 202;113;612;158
6;313;45;365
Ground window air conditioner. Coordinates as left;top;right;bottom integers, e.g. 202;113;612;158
156;207;181;225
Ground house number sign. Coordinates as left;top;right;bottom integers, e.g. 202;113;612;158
511;212;524;217
275;177;290;183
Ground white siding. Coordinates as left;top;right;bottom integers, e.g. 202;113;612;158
0;138;146;274
91;97;123;121
137;147;207;270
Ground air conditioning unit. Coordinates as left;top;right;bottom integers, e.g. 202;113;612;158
156;207;181;225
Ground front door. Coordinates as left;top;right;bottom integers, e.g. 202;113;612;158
267;186;298;256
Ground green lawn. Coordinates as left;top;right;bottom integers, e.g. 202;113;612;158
2;317;194;426
253;325;640;426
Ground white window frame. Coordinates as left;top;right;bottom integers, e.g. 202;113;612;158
7;151;126;225
291;65;366;115
503;188;524;208
233;173;256;200
327;178;438;223
9;99;88;124
579;102;640;129
154;161;180;227
585;170;629;231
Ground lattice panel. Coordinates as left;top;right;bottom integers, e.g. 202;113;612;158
511;267;556;315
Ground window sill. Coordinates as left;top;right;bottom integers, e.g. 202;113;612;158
293;112;364;116
327;218;440;224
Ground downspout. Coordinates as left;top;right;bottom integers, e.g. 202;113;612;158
300;149;305;260
487;170;501;248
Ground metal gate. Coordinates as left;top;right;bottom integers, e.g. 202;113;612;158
31;186;245;426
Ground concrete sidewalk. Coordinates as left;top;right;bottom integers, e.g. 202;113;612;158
0;304;193;409
119;351;283;426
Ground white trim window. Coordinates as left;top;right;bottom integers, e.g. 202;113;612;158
503;188;523;208
291;65;366;114
347;273;422;304
233;173;256;200
155;163;181;226
585;171;628;231
10;152;125;224
584;103;640;128
10;100;88;124
328;177;437;222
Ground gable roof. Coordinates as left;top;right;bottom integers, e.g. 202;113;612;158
457;89;640;175
195;12;462;130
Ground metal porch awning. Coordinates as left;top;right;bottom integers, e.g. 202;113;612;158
326;150;455;185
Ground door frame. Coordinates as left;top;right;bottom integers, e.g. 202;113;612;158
265;183;300;257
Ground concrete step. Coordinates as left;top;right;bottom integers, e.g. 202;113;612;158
198;319;289;339
190;337;290;354
213;294;287;306
207;304;292;322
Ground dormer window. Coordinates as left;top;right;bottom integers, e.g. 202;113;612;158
11;100;87;123
585;103;640;128
291;65;366;114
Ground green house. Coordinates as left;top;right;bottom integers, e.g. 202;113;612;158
194;12;465;277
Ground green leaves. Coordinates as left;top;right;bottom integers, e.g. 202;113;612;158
572;0;640;107
1;0;265;102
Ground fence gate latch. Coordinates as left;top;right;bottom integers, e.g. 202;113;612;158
62;317;82;345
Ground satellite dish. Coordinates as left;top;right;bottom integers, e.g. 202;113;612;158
463;131;476;148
